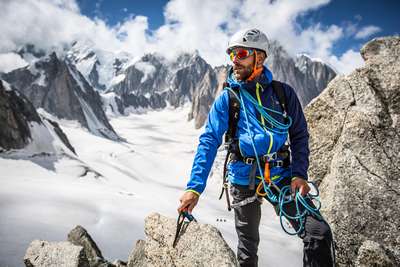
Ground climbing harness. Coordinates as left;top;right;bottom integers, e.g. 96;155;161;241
219;80;290;209
172;211;197;248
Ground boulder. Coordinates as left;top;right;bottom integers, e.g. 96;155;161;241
23;226;122;267
67;225;104;267
305;36;400;265
355;240;395;267
128;213;238;267
24;240;89;267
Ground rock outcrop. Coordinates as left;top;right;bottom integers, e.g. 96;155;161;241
24;226;126;267
0;80;41;150
0;79;75;154
23;214;237;267
68;226;106;267
128;213;237;267
305;36;400;266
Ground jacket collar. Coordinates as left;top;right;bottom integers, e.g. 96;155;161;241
226;65;273;91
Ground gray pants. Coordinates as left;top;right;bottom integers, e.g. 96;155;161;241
230;183;334;267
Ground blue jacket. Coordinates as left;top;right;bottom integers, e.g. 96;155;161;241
186;66;309;195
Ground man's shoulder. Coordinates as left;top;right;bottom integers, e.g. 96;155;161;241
212;88;230;109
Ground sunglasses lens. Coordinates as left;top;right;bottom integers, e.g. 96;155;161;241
229;49;253;61
230;51;235;61
237;49;249;59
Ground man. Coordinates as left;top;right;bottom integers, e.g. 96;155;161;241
178;28;334;267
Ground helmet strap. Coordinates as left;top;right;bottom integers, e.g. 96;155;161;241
246;50;263;81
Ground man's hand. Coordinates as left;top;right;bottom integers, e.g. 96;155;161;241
290;177;310;197
178;191;199;213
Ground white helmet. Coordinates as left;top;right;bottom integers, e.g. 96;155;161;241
227;28;269;55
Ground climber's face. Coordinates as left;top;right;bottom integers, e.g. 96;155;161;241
229;47;255;81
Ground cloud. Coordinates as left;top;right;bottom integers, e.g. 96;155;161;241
328;49;364;75
0;0;372;74
355;25;382;39
0;53;29;73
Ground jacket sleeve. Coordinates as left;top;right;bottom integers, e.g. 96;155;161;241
284;84;310;180
185;90;230;195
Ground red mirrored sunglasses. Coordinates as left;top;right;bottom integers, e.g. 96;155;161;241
228;48;254;61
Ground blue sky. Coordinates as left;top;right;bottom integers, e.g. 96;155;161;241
78;0;167;30
1;0;399;74
298;0;399;55
77;0;399;58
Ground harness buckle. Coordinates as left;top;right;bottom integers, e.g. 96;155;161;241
262;152;277;162
244;158;254;165
275;160;284;167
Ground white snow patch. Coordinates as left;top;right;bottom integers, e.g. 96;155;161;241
101;92;123;117
76;96;119;140
135;61;156;83
76;56;97;80
23;122;57;155
110;74;126;86
33;70;47;86
27;62;40;76
1;80;13;91
296;53;324;64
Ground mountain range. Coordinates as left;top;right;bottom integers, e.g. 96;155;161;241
1;38;336;146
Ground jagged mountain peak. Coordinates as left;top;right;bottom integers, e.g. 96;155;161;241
172;50;207;70
68;40;98;64
66;40;132;91
295;53;337;74
2;52;120;141
263;39;337;107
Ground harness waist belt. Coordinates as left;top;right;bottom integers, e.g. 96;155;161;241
230;151;290;168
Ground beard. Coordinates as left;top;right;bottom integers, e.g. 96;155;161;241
233;63;253;81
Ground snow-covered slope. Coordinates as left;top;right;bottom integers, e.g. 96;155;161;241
0;105;303;267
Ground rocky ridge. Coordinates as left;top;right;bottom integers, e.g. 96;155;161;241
23;213;237;267
305;36;400;266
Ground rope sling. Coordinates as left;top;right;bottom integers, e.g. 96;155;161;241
226;84;323;235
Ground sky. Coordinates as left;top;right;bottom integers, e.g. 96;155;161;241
0;0;399;74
